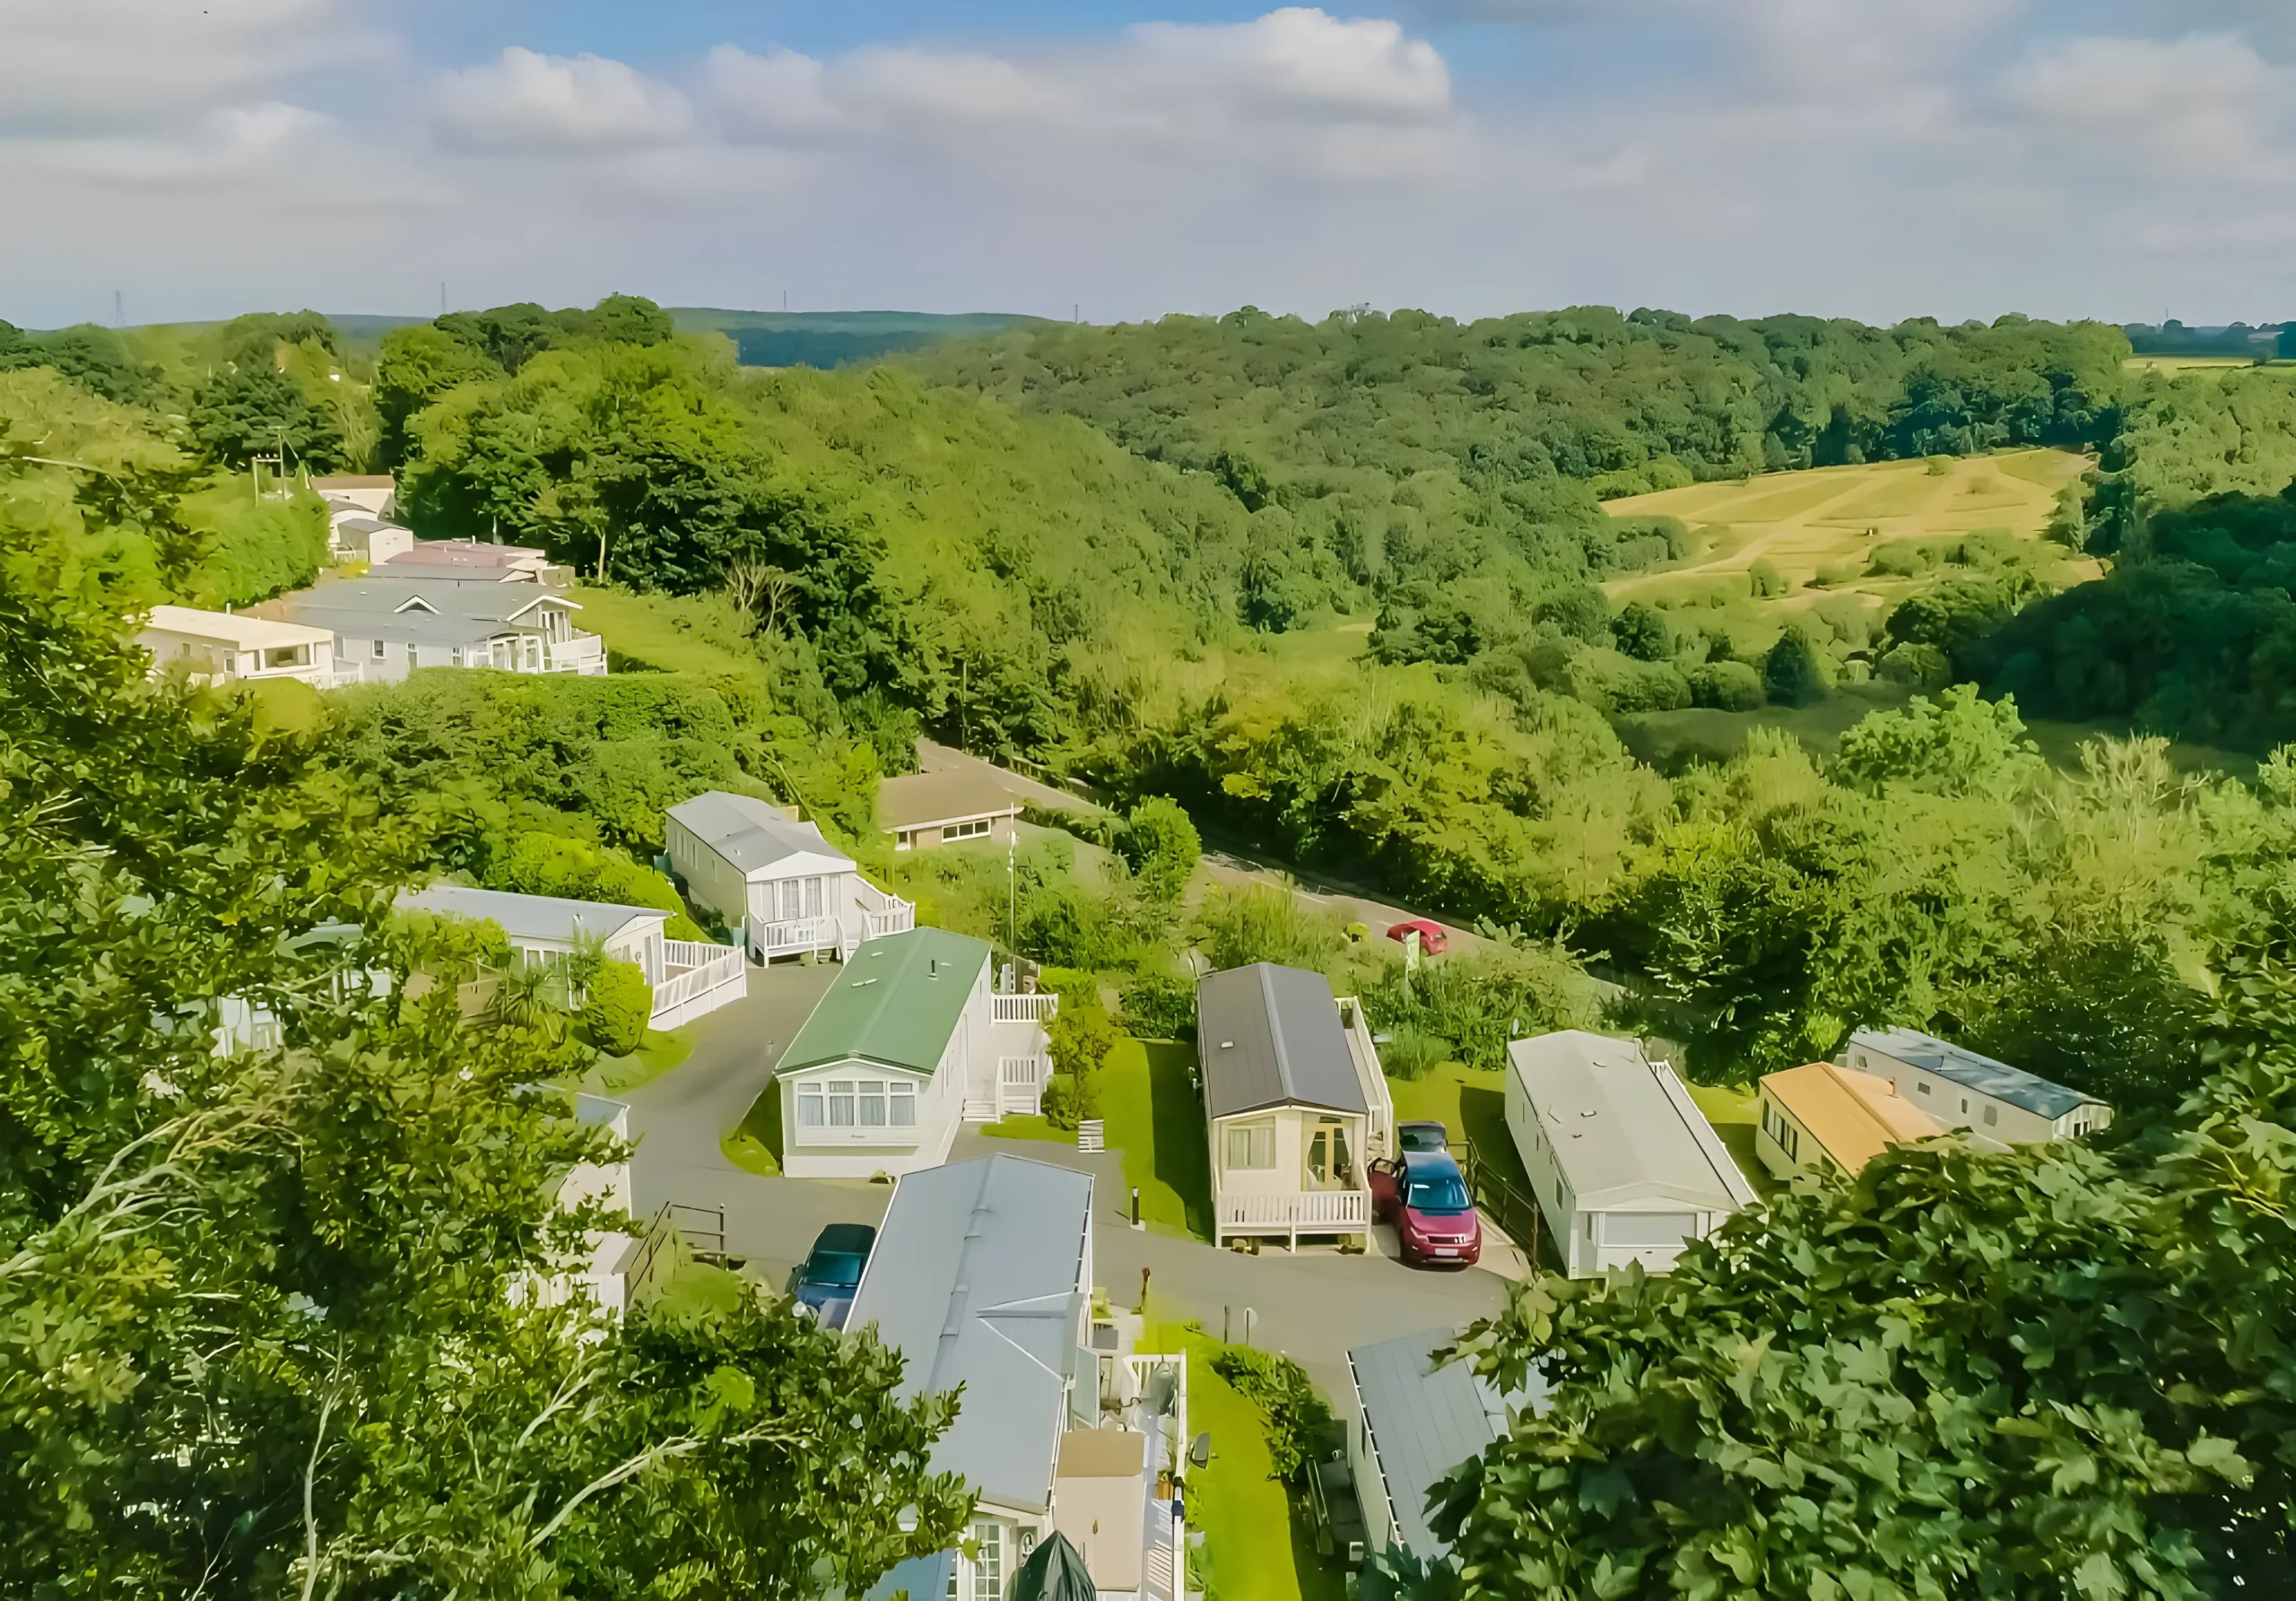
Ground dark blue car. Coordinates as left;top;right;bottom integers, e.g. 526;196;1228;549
789;1223;876;1328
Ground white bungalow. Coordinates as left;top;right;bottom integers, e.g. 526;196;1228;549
665;790;916;962
138;605;348;690
770;927;1055;1179
1505;1031;1755;1278
1196;963;1394;1251
396;885;746;1032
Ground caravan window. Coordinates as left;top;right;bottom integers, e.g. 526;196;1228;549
1223;1121;1275;1171
797;1085;824;1127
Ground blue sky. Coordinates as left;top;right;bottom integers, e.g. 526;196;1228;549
4;1;2294;329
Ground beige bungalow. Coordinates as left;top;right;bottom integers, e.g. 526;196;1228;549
879;769;1023;851
1196;963;1395;1251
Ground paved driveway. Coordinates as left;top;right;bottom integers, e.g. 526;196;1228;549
621;970;1516;1405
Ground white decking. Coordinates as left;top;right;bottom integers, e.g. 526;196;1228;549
752;878;918;962
992;991;1059;1024
1214;1186;1374;1249
649;940;746;1031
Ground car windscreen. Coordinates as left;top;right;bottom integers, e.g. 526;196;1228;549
1399;1127;1446;1152
805;1251;867;1287
1406;1174;1472;1214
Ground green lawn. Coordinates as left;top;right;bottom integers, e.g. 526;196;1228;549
1387;1063;1528;1191
1686;1081;1777;1196
1139;1324;1348;1601
980;1114;1074;1144
727;1079;784;1177
1098;1039;1214;1240
586;1026;698;1096
567;585;762;677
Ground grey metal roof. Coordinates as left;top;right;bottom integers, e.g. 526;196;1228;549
396;885;665;946
1505;1031;1756;1212
667;790;852;876
847;1155;1093;1515
1196;963;1368;1120
1851;1028;2097;1119
1349;1328;1532;1558
863;1553;952;1601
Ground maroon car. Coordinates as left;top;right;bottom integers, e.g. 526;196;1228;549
1370;1150;1482;1267
1386;918;1448;956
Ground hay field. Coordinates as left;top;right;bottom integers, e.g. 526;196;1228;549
2123;355;2263;375
1599;449;2096;635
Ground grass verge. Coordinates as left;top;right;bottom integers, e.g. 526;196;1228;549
726;1078;785;1177
1099;1038;1214;1239
1686;1081;1776;1196
587;1026;698;1096
980;1114;1074;1144
1138;1322;1348;1601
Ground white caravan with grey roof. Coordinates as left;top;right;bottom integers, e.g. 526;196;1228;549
662;790;916;962
1505;1031;1755;1277
1196;962;1394;1251
1846;1027;2110;1150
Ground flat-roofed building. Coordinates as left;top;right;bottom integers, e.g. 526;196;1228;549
879;768;1023;850
1505;1031;1756;1278
1846;1028;2110;1149
137;604;345;689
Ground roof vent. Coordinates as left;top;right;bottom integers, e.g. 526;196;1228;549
1219;1040;1234;1049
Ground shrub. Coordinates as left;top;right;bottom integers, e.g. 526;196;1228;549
1041;1072;1081;1131
1378;1027;1450;1081
1209;1347;1333;1483
1192;885;1346;973
1687;660;1765;710
1118;972;1196;1040
1047;1003;1119;1088
1763;629;1833;706
1115;796;1202;903
1612;601;1674;663
1747;557;1788;598
582;959;651;1056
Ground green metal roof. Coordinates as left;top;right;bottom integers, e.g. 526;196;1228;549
778;927;991;1076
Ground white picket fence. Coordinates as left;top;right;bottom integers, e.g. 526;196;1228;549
650;942;746;1030
998;1055;1047;1116
1078;1118;1106;1153
991;992;1059;1025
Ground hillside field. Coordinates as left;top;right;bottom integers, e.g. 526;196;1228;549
1597;449;2096;646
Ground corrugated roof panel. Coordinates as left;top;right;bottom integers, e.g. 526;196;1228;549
1851;1028;2096;1119
1348;1328;1532;1558
1196;963;1367;1120
848;1155;1093;1515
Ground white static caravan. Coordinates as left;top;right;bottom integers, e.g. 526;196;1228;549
1846;1027;2111;1151
1505;1031;1755;1278
665;790;915;963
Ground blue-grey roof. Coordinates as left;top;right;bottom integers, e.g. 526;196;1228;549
668;790;851;876
1851;1028;2098;1119
863;1552;952;1601
1349;1329;1535;1559
396;885;665;947
846;1155;1093;1514
1196;963;1367;1120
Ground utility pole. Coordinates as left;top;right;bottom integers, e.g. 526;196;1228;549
441;281;448;316
782;289;788;313
114;290;123;327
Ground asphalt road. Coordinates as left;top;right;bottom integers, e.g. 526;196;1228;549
618;969;1515;1407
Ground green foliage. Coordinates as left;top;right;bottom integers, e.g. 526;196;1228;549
1761;628;1831;706
1207;1347;1333;1484
1046;1004;1120;1119
1190;884;1348;974
1746;555;1787;598
491;831;705;938
1041;1072;1081;1131
1612;601;1674;662
0;320;159;404
1362;942;1603;1075
0;561;970;1594
1833;683;2041;795
1116;796;1203;903
189;362;346;471
1118;971;1197;1040
1686;659;1765;710
1440;951;2296;1596
581;958;652;1055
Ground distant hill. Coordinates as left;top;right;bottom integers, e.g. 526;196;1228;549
669;309;1045;370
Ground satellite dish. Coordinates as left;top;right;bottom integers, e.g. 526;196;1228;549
1188;1431;1213;1469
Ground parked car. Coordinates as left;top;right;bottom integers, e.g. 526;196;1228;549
788;1222;876;1328
1396;1119;1449;1154
1369;1151;1482;1267
1385;918;1448;956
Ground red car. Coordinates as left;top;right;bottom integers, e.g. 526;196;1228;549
1386;918;1448;956
1370;1151;1482;1267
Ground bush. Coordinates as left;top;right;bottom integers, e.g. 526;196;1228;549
582;959;651;1056
1118;972;1196;1040
1747;557;1788;598
1763;629;1832;706
1876;643;1952;688
1191;885;1346;973
1687;660;1765;710
1209;1347;1333;1483
1041;1072;1081;1131
1047;1003;1119;1118
1378;1027;1451;1081
1115;796;1202;903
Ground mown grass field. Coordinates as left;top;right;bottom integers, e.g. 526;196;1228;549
1600;450;2095;628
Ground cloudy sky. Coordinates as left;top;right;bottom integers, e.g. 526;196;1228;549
4;0;2293;329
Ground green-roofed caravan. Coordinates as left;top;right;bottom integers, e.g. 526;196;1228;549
781;927;992;1075
767;927;1058;1180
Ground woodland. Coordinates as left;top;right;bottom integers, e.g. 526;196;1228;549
3;296;2293;1595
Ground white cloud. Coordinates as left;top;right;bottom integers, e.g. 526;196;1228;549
2005;34;2286;177
0;0;362;134
434;48;696;154
702;8;1458;178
